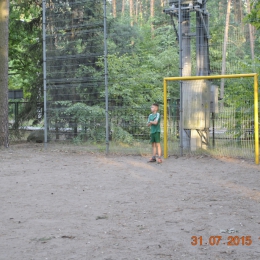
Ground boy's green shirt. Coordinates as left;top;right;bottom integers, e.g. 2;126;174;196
148;113;161;133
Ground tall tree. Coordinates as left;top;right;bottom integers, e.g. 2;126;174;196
220;0;231;100
234;0;243;23
247;0;255;59
160;0;165;7
9;0;42;126
139;0;143;22
112;0;116;18
135;0;138;22
0;0;9;147
122;0;125;16
150;0;154;32
246;0;260;29
129;0;133;26
150;0;154;18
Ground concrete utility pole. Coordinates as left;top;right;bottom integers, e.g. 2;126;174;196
164;0;211;152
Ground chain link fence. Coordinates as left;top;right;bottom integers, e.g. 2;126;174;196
165;76;257;160
9;1;258;160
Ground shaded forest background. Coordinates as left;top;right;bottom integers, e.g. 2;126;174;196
7;0;260;142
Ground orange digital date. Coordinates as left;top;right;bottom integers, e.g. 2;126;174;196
191;236;252;246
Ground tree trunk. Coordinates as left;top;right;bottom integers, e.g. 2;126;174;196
160;0;165;7
247;0;255;59
234;0;242;23
112;0;116;18
129;0;133;26
0;0;9;147
139;0;143;22
135;0;138;23
220;0;231;100
122;0;125;16
150;0;154;32
150;0;154;18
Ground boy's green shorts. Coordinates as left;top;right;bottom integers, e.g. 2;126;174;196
150;132;160;143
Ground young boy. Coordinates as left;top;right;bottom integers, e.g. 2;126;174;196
147;103;162;163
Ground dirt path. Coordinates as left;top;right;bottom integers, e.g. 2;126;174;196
0;144;260;260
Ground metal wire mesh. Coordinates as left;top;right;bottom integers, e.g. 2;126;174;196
8;102;43;129
45;0;105;143
166;77;256;160
42;0;258;158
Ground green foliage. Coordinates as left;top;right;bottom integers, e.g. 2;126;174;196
105;19;179;105
47;101;106;142
9;1;42;98
64;103;105;125
111;124;134;144
8;0;260;144
8;0;43;131
245;0;260;29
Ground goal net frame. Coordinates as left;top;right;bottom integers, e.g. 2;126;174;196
163;73;259;164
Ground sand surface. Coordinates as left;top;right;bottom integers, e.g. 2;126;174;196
1;143;260;260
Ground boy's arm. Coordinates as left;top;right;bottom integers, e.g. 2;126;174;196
150;113;160;125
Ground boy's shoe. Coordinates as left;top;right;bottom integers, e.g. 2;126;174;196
148;158;156;162
157;158;163;164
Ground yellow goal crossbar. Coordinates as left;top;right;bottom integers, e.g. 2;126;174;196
163;73;259;165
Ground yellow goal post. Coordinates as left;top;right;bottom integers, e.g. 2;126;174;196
163;73;259;165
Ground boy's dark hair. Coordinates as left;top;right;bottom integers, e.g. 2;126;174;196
152;103;159;108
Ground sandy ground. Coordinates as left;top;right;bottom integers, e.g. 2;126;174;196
1;143;260;260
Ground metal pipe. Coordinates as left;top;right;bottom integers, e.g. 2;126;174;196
254;74;259;165
178;0;183;156
104;0;109;155
164;73;258;81
212;112;215;147
164;79;168;158
42;0;47;148
163;73;259;164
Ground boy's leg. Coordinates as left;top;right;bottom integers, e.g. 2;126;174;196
148;142;157;162
155;132;162;163
156;143;162;163
152;142;157;158
156;143;162;158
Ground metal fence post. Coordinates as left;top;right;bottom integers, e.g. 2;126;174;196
42;0;47;148
254;74;259;165
178;0;183;156
104;0;109;155
164;79;168;158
